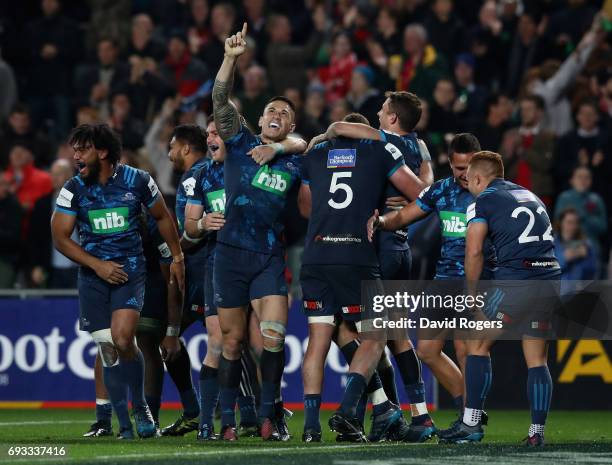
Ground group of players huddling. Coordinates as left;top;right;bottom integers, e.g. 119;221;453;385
50;24;560;447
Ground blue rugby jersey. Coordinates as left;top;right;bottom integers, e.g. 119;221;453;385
55;164;159;262
377;130;428;252
466;178;560;279
417;176;496;279
302;137;405;266
142;211;172;271
186;159;225;256
175;157;208;236
219;124;302;255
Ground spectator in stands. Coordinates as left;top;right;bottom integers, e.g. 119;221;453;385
423;0;466;61
236;65;271;131
283;87;323;141
328;98;351;124
0;104;53;169
373;7;401;56
453;52;487;129
107;91;146;150
198;2;236;74
523;16;604;136
428;78;461;137
555;166;607;255
0;51;17;120
346;66;383;127
160;31;209;98
125;14;165;61
4;144;53;225
546;0;596;53
554;208;598;281
243;0;268;63
26;0;81;140
473;92;513;151
265;12;325;95
0;172;22;288
186;0;211;55
304;83;328;129
144;97;179;196
126;55;174;122
505;9;551;97
29;158;78;288
319;31;358;104
75;38;129;121
555;100;608;195
500;94;555;206
397;23;448;103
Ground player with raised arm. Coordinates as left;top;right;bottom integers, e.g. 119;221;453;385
212;23;306;441
309;92;437;441
51;124;184;439
299;112;426;442
368;134;495;432
438;151;560;446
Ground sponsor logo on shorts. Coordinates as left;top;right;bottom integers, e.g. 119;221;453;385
88;207;129;234
252;166;292;195
206;189;226;213
303;300;323;311
523;259;559;268
440;211;467;237
327;149;357;168
314;234;362;244
341;305;362;314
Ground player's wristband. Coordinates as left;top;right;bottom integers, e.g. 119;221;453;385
166;326;180;337
172;252;184;264
182;231;202;244
270;142;284;155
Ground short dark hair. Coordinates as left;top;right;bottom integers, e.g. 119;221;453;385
470;150;504;178
522;94;545;110
171;124;207;153
485;92;507;114
266;96;296;115
343;113;370;125
206;115;215;126
384;91;422;132
449;133;481;158
10;103;29;115
98;37;119;48
68;124;122;164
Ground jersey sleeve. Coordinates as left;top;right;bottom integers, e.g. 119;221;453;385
416;183;437;213
186;167;205;206
136;169;160;208
466;197;489;225
378;140;405;177
224;123;255;152
55;178;78;215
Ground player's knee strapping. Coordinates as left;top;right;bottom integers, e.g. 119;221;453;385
91;329;119;368
260;321;286;352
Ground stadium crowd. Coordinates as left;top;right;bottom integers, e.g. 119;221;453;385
0;0;611;290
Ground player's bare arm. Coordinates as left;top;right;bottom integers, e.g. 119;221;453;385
184;203;225;237
247;136;307;165
306;122;381;152
367;201;428;242
148;196;185;293
212;23;248;141
159;262;182;362
389;164;427;201
51;210;128;285
465;221;488;294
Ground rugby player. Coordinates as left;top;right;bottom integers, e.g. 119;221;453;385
51;123;184;439
309;92;437;441
368;134;495;429
438;151;560;446
299;111;426;442
212;23;307;441
160;124;208;436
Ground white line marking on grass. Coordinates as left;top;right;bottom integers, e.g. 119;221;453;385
0;421;91;427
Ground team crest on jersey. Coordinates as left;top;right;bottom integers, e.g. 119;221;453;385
122;192;135;201
327;149;356;168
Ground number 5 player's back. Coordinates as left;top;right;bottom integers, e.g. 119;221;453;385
302;137;406;267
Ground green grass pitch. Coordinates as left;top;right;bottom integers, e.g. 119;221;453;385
0;409;611;465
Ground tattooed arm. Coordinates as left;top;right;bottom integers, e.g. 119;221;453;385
212;23;248;141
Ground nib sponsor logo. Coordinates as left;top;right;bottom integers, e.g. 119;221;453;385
252;166;291;196
439;211;466;238
88;207;129;234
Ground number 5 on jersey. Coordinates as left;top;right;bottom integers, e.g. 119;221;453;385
328;172;353;209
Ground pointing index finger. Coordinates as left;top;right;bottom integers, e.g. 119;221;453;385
241;22;248;37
